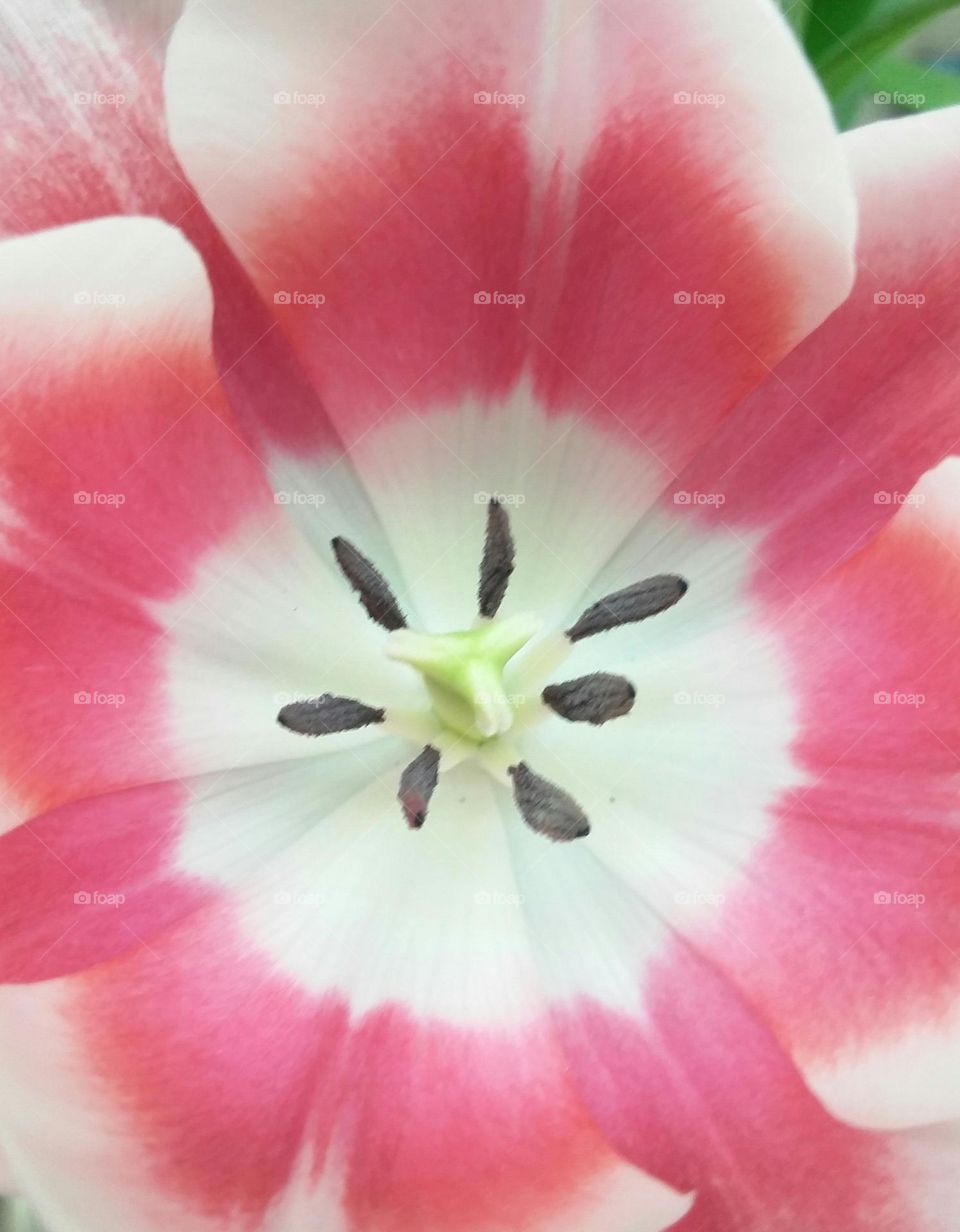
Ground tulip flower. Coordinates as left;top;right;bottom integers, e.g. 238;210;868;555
0;1;959;1229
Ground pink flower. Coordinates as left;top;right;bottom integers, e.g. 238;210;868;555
1;1;959;1229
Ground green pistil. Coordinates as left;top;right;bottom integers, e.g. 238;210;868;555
387;612;541;741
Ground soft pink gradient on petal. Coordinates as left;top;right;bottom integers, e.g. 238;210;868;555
554;944;937;1232
685;459;960;1132
0;217;279;820
0;780;209;983
0;910;690;1232
164;0;854;463
670;107;960;599
0;0;342;460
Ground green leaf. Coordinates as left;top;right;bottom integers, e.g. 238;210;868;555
805;0;880;59
816;0;960;101
872;53;960;109
779;0;812;38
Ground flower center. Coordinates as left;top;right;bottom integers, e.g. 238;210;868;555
386;613;541;742
276;500;688;841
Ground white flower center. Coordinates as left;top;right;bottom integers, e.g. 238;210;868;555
276;500;687;841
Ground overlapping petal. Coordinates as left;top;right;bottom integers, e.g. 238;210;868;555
0;217;419;979
164;0;856;471
658;107;960;600
2;756;957;1231
0;767;693;1232
0;0;351;516
561;100;960;1147
683;458;960;1135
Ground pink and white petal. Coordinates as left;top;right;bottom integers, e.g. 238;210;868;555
553;457;960;1136
668;457;960;1134
0;765;692;1232
0;0;357;533
492;802;954;1232
0;742;408;982
164;0;855;469
548;936;959;1232
667;106;960;601
0;217;414;828
328;395;678;636
0;0;188;237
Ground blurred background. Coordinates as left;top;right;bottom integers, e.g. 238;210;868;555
0;1200;42;1232
2;1;960;1230
779;0;960;126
